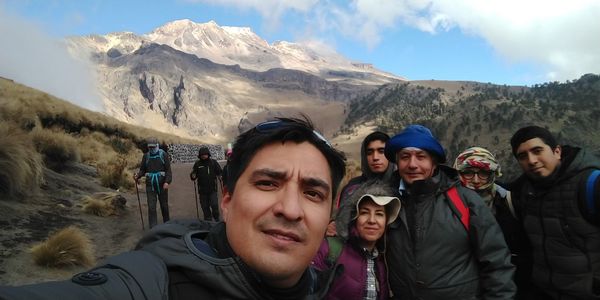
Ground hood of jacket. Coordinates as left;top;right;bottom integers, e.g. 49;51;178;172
359;132;395;182
335;180;398;244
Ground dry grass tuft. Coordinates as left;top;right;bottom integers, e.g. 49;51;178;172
0;121;43;199
82;192;127;216
30;226;95;268
97;155;134;190
30;128;80;171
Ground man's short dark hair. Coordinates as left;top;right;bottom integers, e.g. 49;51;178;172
226;116;346;200
510;125;558;156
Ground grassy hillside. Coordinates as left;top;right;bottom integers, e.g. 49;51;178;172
0;77;200;199
341;74;600;181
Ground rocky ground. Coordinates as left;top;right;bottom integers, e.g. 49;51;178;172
0;162;201;286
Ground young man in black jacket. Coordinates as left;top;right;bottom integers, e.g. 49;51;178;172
510;125;600;299
0;116;346;300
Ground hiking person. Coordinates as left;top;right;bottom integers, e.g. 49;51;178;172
133;137;172;228
190;146;222;221
0;116;346;299
454;146;532;299
327;131;394;236
384;124;515;299
312;180;400;300
509;125;600;299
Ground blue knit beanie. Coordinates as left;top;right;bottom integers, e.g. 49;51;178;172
384;125;446;163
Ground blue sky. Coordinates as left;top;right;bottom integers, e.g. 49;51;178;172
1;0;599;94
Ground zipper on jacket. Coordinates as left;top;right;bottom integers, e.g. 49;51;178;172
534;191;554;288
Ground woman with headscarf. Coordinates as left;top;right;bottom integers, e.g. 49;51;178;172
454;146;533;299
312;180;400;300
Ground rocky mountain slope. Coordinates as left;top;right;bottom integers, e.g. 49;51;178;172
66;19;403;142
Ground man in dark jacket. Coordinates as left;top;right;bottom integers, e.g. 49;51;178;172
509;125;600;299
336;131;394;208
384;124;515;299
327;131;394;236
0;116;346;300
134;137;172;228
190;147;222;221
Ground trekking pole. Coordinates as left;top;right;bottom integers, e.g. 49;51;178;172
192;179;200;219
134;177;145;230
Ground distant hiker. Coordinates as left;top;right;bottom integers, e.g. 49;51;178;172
509;125;600;299
0;116;346;299
312;180;400;300
454;146;532;299
190;147;222;221
384;125;515;299
134;137;172;228
327;131;394;237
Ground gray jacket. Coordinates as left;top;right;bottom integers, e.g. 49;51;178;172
387;165;516;300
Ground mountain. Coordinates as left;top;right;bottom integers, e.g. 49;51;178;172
66;19;402;141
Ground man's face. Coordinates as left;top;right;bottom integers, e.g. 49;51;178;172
396;148;436;184
221;141;332;288
366;140;389;174
515;138;561;179
200;154;209;160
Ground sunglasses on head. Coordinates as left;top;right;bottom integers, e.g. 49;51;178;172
255;120;333;149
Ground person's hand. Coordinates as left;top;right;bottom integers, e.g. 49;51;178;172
133;173;139;185
163;182;169;190
325;220;337;237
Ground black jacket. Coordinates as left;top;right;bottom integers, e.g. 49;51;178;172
510;146;600;299
387;165;516;300
190;158;222;193
137;149;172;185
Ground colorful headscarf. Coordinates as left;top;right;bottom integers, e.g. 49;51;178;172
453;147;502;191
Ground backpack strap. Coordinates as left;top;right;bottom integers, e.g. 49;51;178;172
496;185;517;219
146;149;166;167
585;169;600;215
446;186;470;231
325;236;344;267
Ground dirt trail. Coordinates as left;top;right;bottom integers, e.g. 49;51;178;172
142;162;224;223
0;162;221;286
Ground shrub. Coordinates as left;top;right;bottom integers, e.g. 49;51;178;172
110;137;133;154
30;128;80;171
0;122;43;199
30;226;95;268
82;192;127;216
98;155;132;189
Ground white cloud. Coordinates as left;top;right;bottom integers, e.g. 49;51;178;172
320;0;600;81
207;0;599;82
0;7;103;112
425;0;600;81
